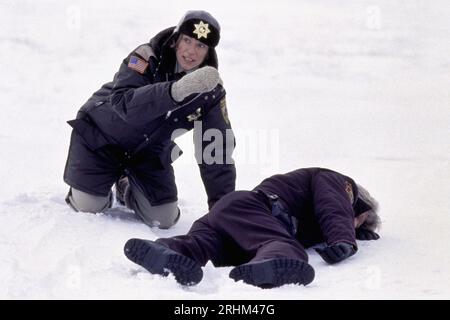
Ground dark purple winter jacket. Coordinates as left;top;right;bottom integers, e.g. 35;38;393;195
254;167;370;249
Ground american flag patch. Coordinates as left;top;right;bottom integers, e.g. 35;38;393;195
128;55;148;74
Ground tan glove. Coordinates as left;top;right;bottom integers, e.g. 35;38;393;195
171;66;220;102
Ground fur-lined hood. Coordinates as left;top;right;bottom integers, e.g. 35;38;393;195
354;184;381;231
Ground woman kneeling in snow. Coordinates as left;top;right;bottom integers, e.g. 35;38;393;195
124;167;381;288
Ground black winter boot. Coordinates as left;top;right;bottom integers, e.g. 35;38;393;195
124;238;203;286
229;258;315;288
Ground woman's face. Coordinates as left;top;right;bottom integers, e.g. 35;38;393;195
175;34;209;71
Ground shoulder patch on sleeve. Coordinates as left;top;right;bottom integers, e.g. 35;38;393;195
128;55;149;74
134;44;155;62
344;181;354;204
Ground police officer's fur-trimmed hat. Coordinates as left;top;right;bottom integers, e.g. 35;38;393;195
174;10;221;48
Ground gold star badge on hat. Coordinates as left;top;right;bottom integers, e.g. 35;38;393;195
193;21;211;40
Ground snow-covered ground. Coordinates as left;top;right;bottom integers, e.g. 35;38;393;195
1;0;449;299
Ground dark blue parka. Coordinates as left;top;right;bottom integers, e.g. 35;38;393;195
64;27;236;208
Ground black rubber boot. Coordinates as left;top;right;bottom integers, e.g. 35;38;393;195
124;238;203;286
229;258;315;289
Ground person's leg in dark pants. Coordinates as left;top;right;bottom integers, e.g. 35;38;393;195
117;162;180;229
157;212;246;267
64;131;120;213
205;191;315;288
123;192;246;286
207;191;308;261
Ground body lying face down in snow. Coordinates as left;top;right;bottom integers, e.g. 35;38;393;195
123;167;381;289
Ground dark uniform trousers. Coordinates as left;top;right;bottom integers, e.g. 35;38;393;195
64;123;180;228
157;190;308;267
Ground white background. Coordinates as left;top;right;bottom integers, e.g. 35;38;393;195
0;0;449;299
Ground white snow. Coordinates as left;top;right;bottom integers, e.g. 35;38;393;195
1;0;449;299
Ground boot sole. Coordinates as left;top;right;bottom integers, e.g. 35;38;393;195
124;238;203;286
229;258;315;288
